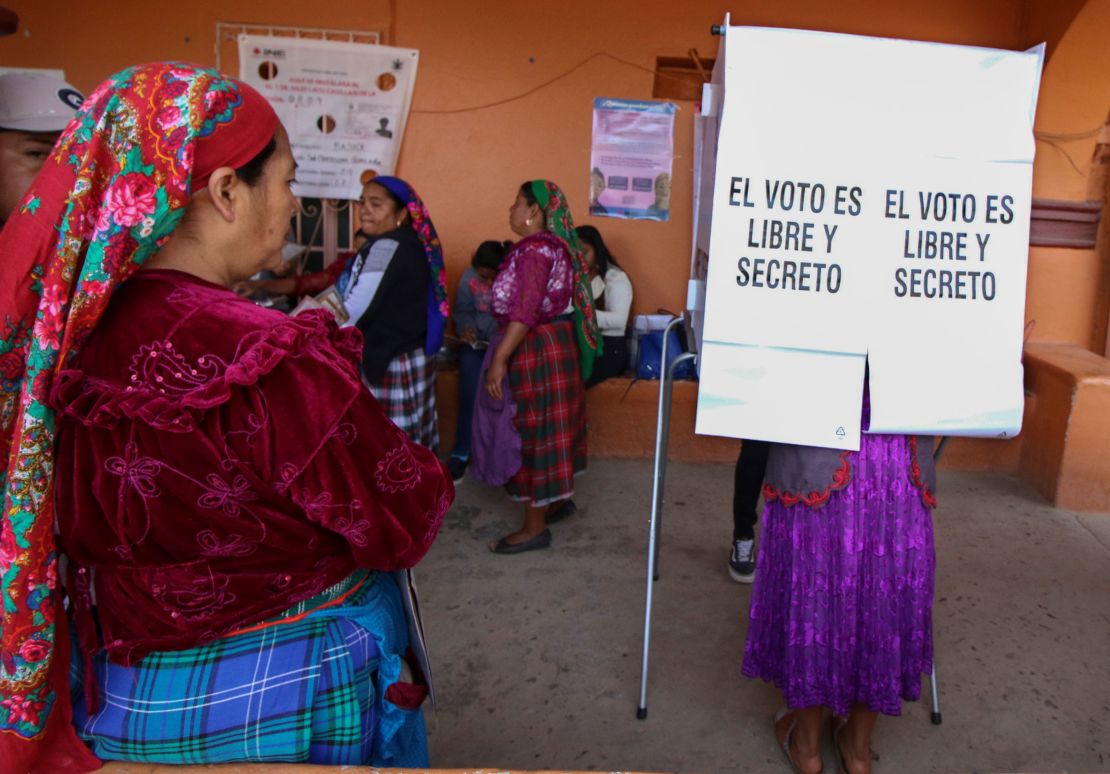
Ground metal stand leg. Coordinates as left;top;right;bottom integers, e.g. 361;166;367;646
930;663;942;725
652;352;696;582
930;437;948;725
637;319;696;719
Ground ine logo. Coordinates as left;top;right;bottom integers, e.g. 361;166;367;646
835;426;846;438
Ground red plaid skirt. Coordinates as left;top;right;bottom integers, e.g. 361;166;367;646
506;318;587;506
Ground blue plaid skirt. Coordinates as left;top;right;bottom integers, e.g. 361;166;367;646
364;347;439;450
71;570;428;767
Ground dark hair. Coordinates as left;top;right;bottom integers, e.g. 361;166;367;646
575;224;620;276
233;136;278;186
472;240;510;271
518;181;546;228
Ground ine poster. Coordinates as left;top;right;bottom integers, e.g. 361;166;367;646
589;98;676;221
693;26;1044;450
238;35;419;200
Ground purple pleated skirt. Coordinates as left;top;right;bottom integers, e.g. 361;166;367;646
741;432;935;717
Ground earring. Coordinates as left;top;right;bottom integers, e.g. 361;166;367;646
525;218;533;226
396;219;402;227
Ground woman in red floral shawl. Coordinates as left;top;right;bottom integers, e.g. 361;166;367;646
0;62;451;770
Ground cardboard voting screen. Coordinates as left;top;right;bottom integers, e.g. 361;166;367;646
694;26;1043;449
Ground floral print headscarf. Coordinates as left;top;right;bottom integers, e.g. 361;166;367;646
529;180;601;381
0;62;278;771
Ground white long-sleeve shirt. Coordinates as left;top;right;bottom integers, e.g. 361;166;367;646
591;266;633;337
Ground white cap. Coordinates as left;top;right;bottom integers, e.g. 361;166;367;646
0;72;84;132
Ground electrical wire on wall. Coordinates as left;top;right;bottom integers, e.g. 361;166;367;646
410;51;704;115
1034;123;1107;177
410;51;1107;182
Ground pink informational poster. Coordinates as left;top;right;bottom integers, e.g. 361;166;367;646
589;98;676;222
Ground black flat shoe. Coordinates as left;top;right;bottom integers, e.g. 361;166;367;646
546;500;578;524
489;528;552;554
446;456;468;484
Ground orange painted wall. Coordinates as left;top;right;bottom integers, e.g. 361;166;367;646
1015;1;1110;510
2;0;1035;318
1028;1;1110;202
1019;0;1089;59
1024;0;1110;351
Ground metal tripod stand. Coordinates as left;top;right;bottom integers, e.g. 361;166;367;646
636;318;943;725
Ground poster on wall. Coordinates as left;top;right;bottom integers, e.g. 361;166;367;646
693;26;1044;450
238;35;419;200
589;97;675;221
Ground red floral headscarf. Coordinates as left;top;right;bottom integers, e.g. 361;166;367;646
0;62;277;772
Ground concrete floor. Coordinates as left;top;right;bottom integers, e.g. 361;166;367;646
417;460;1110;774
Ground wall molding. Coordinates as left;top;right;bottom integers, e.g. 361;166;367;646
1029;198;1102;248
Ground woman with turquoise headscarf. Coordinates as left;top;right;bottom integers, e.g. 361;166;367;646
476;180;600;554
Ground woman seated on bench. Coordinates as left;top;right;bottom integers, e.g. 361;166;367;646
576;225;633;387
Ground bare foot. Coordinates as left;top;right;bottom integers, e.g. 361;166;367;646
833;718;872;774
775;711;824;774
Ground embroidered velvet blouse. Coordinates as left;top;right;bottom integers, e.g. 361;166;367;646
490;232;573;329
50;270;453;665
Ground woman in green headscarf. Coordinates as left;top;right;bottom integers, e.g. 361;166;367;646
529;180;602;380
475;180;600;553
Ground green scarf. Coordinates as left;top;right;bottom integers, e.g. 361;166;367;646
529;180;602;381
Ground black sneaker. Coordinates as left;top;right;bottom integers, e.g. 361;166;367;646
446;456;468;483
729;538;755;583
